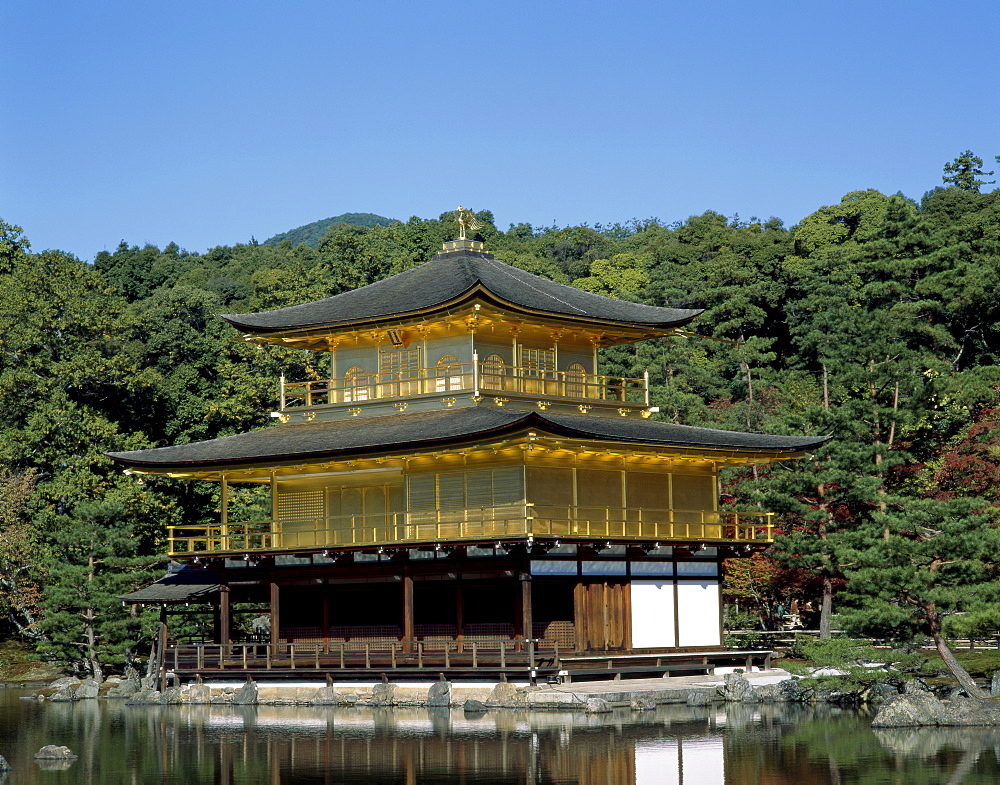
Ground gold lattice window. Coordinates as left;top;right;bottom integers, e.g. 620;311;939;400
379;349;421;396
521;347;554;393
566;362;587;398
521;348;555;376
435;354;463;391
343;366;372;402
481;354;506;390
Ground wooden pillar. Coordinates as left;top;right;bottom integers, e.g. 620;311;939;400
456;580;465;649
220;474;229;550
402;573;414;652
270;582;280;646
622;582;633;651
322;584;330;649
520;573;533;644
217;584;231;645
574;581;587;651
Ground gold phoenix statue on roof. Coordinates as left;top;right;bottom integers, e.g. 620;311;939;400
455;206;483;240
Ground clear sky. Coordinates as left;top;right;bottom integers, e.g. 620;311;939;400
4;0;999;261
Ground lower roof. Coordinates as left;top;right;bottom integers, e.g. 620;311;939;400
107;407;830;472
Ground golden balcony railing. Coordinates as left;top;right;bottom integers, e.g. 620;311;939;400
167;506;773;555
279;362;648;409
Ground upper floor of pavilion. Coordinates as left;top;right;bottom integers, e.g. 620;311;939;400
222;240;702;423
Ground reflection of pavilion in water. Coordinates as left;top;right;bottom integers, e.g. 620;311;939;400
29;700;1000;785
172;704;730;785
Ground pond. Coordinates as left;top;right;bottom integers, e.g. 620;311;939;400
2;687;1000;784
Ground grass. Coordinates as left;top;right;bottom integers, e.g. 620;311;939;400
779;643;1000;688
0;638;64;683
946;648;1000;679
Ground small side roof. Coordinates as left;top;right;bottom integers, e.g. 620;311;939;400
221;249;701;335
107;407;831;472
119;568;220;604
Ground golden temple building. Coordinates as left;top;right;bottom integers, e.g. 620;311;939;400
111;233;826;681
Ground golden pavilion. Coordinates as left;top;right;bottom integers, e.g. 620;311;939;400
111;230;824;681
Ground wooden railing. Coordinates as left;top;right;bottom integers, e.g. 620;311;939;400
168;638;558;675
167;507;773;555
280;362;648;409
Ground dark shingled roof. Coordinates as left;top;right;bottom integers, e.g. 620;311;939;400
107;408;830;470
221;250;702;334
119;569;220;603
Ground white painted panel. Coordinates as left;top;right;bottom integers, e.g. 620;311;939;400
630;580;676;648
635;740;680;785
676;580;721;647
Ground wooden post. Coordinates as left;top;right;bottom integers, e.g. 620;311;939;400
456;581;465;653
520;572;533;651
402;573;414;653
220;474;229;550
218;585;231;646
270;582;280;646
574;581;587;652
322;585;330;653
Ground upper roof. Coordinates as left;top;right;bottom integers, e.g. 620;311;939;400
107;407;830;472
222;249;702;335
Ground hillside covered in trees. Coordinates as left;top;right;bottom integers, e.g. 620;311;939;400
1;151;999;679
262;212;396;248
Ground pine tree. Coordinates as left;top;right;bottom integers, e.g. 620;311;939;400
37;501;160;679
837;496;998;698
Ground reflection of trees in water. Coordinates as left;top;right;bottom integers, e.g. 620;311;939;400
4;695;1000;784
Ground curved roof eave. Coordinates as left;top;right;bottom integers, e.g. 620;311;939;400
224;284;702;337
106;408;831;473
221;251;702;335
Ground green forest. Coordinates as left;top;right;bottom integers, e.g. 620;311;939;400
1;150;999;681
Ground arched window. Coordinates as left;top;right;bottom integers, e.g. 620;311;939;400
435;355;463;392
566;363;587;398
481;354;506;390
343;366;372;402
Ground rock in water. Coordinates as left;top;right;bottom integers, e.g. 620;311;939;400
187;684;212;704
125;689;162;705
463;699;487;712
630;697;656;711
232;681;258;705
871;692;947;727
940;696;1000;726
107;678;140;699
311;686;338;705
719;673;753;702
485;680;525;708
75;679;100;700
370;682;396;706
585;697;612;714
48;688;76;703
686;690;713;706
159;687;184;704
0;754;10;771
776;679;812;702
34;746;78;760
427;680;452;708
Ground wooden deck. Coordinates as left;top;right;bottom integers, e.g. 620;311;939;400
164;640;773;683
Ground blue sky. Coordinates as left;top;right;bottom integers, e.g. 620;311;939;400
4;0;999;261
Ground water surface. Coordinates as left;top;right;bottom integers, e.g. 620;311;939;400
2;687;1000;784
